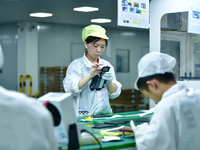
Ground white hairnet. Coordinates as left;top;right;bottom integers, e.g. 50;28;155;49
0;44;4;69
134;52;176;90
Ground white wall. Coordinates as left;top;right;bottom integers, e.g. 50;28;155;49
38;23;83;67
38;23;149;89
17;21;38;96
107;28;149;89
0;23;17;90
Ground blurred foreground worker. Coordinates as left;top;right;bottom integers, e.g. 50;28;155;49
63;24;122;116
0;45;58;150
130;52;200;150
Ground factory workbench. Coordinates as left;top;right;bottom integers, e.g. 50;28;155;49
59;111;152;150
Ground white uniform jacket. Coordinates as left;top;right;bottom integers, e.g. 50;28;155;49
63;54;122;116
135;83;200;150
0;86;58;150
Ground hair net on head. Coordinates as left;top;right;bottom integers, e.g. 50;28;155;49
0;44;4;69
81;24;109;42
134;52;176;90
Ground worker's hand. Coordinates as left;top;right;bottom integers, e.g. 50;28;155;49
90;64;103;78
102;72;114;84
130;120;136;132
130;120;148;141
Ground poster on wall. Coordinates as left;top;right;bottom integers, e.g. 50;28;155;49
188;0;200;34
117;0;149;29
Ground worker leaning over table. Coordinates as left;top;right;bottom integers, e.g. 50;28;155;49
63;24;122;116
0;45;58;150
130;52;200;150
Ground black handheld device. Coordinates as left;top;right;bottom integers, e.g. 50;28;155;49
99;66;110;77
90;66;110;91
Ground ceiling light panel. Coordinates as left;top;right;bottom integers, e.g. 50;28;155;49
73;6;99;12
91;18;111;23
30;12;53;18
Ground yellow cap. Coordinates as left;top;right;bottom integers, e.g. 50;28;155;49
82;24;109;42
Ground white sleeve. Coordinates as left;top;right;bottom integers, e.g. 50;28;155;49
45;114;58;150
34;102;58;150
109;80;122;99
135;105;177;150
108;64;122;99
63;62;82;97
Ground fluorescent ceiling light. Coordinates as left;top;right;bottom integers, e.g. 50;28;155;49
91;18;111;23
73;6;99;12
30;12;53;18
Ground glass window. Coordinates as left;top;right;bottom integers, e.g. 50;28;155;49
161;40;180;80
194;40;200;77
116;49;130;72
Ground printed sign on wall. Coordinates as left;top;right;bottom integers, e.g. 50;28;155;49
188;0;200;34
117;0;149;29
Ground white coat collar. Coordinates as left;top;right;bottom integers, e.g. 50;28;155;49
161;82;186;100
83;52;103;68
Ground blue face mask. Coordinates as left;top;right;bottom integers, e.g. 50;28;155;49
90;66;110;91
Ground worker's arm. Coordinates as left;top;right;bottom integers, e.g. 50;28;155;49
107;82;117;94
78;63;103;90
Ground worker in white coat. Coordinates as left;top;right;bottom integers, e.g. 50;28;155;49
0;45;58;150
131;52;200;150
63;24;122;116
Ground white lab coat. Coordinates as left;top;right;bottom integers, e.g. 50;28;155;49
135;83;200;150
63;54;122;116
0;86;58;150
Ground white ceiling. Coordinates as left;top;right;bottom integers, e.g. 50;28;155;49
0;0;150;30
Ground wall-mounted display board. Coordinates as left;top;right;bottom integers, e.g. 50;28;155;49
117;0;149;29
188;0;200;34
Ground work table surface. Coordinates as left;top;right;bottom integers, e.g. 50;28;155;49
59;111;152;150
